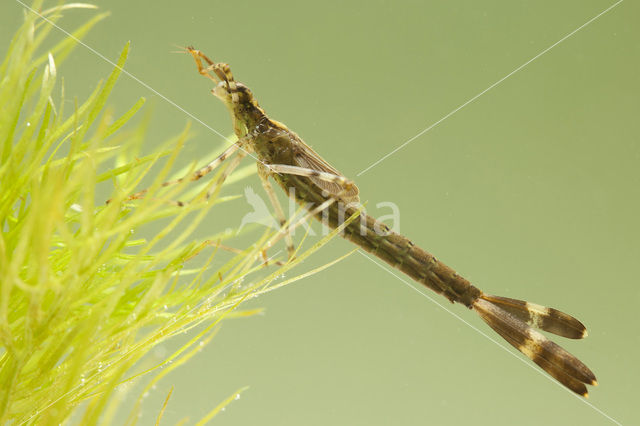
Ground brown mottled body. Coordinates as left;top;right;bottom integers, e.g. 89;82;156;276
160;47;598;396
248;124;482;307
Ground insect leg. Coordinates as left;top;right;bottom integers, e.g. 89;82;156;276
264;164;355;191
204;149;247;200
148;147;246;208
259;163;362;250
257;163;296;260
187;47;236;86
114;139;245;205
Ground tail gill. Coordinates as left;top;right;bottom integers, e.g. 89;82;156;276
473;295;597;396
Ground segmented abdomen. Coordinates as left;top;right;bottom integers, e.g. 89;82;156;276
280;174;482;307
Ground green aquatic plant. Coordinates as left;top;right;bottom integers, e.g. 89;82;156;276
0;2;351;424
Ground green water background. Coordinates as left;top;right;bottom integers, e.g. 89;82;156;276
1;1;638;425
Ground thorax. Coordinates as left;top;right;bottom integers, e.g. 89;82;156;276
248;120;298;167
